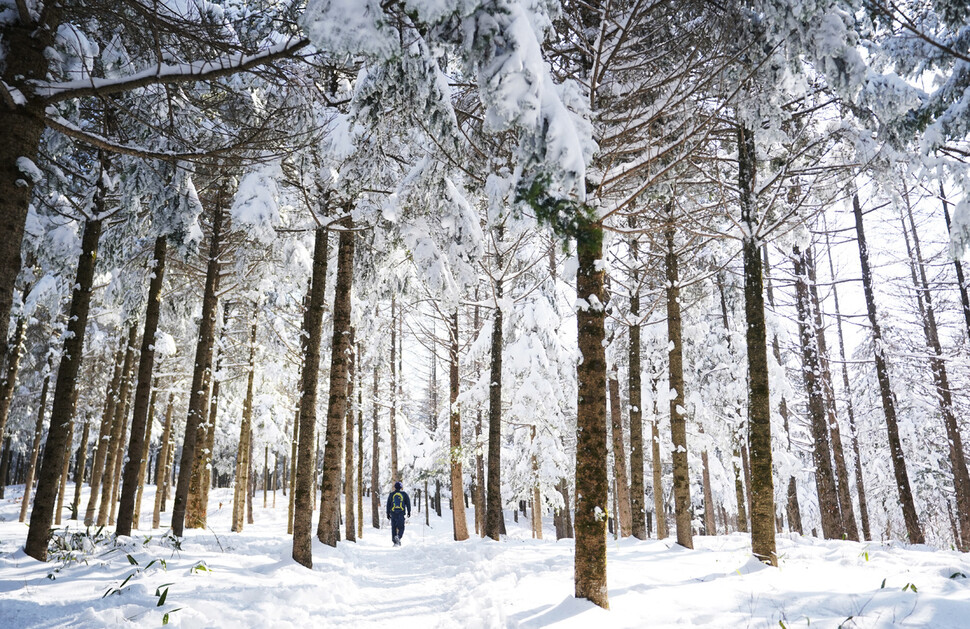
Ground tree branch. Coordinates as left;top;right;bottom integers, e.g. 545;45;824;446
33;36;311;104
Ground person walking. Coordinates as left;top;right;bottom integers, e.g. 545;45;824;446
386;481;411;546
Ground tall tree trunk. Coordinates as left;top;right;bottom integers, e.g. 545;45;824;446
739;125;776;565
292;226;328;567
793;245;843;539
172;199;225;538
554;478;572;539
901;187;970;550
717;276;748;533
699;426;716;535
939;184;970;343
54;419;74;525
574;220;609;608
0;9;55;378
288;408;299;534
153;394;175;529
807;248;859;541
608;375;632;537
371;363;380;530
186;305;227;528
450;310;470;541
389;297;399;484
473;296;486;537
357;352;364;539
117;236;167;536
820;219;870;541
247;437;255;525
852;192;924;544
0;438;10;497
484;278;505;541
733;443;748;533
71;418;90;520
200;330;225;516
531;426;542;539
85;341;125;525
98;324;137;527
664;221;692;550
317;222;354;547
233;316;258;533
19;369;50;522
25;217;102;561
627;248;647;539
344;330;357;543
762;247;803;535
132;386;157;529
650;377;667;539
108;384;133;526
0;317;27;447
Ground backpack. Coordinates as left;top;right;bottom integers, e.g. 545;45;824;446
391;492;405;512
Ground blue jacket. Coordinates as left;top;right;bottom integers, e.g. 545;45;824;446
386;490;411;518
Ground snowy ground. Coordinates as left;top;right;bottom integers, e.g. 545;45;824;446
2;485;970;628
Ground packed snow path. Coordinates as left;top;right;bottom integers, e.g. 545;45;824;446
3;486;970;627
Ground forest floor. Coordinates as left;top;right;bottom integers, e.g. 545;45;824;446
2;484;970;627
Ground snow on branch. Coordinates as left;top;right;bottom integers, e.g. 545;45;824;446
44;113;242;161
31;36;310;104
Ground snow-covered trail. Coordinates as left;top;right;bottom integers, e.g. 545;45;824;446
315;520;580;628
4;485;970;627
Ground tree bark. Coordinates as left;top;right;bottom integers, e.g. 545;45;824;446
317;222;354;547
807;248;859;541
71;418;90;520
0;438;10;497
389;297;399;484
0;8;55;379
901;187;970;550
574;220;609;608
357;351;364;539
733;444;748;533
292;226;328;567
852;192;924;544
664;222;692;550
762;246;803;535
0;317;27;448
54;419;75;525
344;330;357;543
132;385;157;529
108;382;133;526
739;125;776;565
484;278;505;541
450;310;470;541
85;340;125;525
153;394;175;529
699;426;716;535
371;362;380;530
650;377;667;539
99;325;137;527
627;247;647;539
233;316;258;533
939;184;970;344
608;375;632;537
187;305;227;528
25;217;102;561
531;426;542;540
473;297;486;537
19;369;50;523
793;245;843;539
201;335;225;515
117;236;167;535
172;198;225;537
54;419;74;525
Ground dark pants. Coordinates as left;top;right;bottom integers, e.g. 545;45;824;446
391;513;406;542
